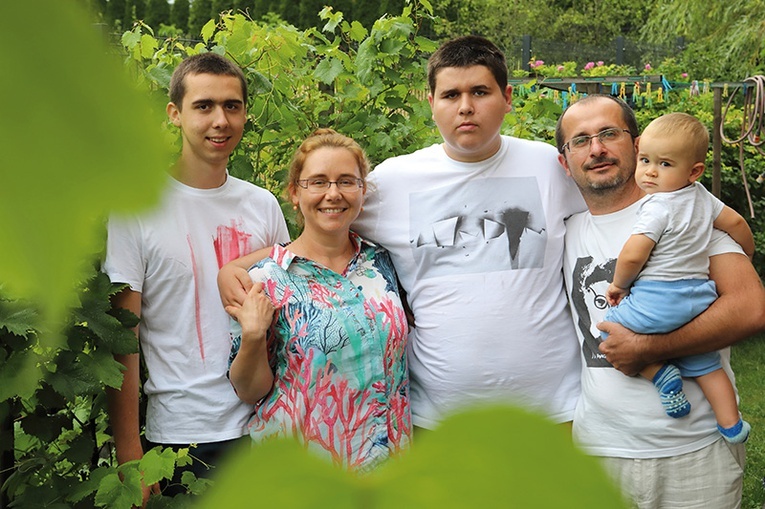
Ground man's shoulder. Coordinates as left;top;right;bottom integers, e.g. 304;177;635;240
226;174;268;192
501;135;560;160
226;175;279;201
500;136;567;180
374;143;441;173
565;209;593;229
503;135;557;151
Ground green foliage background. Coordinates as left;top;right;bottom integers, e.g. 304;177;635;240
84;0;765;82
3;1;764;508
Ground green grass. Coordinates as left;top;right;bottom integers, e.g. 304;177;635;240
732;333;765;508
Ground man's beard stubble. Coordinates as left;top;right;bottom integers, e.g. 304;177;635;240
582;155;634;193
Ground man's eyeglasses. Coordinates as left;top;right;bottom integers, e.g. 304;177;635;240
296;177;364;193
562;128;633;153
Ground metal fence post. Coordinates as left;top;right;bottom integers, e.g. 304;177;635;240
522;35;532;71
712;87;722;197
615;36;625;65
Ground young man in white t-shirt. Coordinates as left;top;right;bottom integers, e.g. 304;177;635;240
351;36;587;430
556;94;765;508
218;35;586;430
103;53;289;501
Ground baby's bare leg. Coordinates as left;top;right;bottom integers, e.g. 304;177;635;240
695;369;739;428
697;368;750;443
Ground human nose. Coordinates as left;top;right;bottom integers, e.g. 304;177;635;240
458;95;474;115
643;164;658;177
323;182;343;198
211;106;230;128
587;135;608;155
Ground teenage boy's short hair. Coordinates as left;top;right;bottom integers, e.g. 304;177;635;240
427;35;508;94
169;52;248;109
642;112;709;163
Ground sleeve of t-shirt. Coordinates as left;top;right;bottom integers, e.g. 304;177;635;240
709;228;745;257
631;196;669;243
697;182;726;220
553;157;587;218
265;194;290;245
351;164;385;243
102;214;145;292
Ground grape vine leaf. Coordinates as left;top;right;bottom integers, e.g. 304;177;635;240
0;1;171;331
198;405;628;508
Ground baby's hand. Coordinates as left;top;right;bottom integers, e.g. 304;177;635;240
606;283;629;307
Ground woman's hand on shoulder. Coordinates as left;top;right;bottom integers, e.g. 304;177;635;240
227;282;275;342
217;246;273;308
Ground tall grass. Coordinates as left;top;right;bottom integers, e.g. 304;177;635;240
732;334;765;508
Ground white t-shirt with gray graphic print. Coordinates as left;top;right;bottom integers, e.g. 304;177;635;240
353;136;586;429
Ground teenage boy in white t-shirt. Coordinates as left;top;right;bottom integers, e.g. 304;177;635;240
103;53;288;502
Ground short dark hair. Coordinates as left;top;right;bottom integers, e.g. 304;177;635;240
169;53;247;109
555;94;639;153
427;36;507;94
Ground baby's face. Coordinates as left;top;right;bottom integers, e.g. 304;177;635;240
634;133;698;194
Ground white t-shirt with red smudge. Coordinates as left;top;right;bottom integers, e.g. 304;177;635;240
104;174;289;444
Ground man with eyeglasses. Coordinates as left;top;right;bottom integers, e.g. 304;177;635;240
556;93;765;508
561;128;632;154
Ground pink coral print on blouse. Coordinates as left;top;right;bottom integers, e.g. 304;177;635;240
365;296;409;446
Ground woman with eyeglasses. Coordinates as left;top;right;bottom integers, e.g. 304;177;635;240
226;129;411;473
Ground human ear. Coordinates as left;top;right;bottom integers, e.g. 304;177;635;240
166;102;181;127
558;153;572;177
688;162;705;182
287;183;299;207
